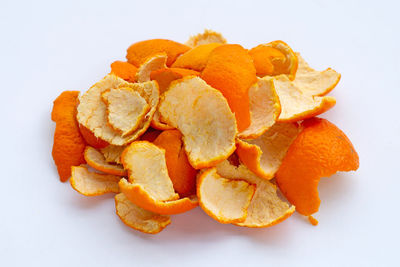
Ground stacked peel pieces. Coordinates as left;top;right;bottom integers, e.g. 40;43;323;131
51;30;359;234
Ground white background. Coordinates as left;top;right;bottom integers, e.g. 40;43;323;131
1;0;399;266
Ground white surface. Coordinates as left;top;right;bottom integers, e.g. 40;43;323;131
1;0;399;266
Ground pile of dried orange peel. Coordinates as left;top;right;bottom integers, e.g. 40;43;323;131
51;30;359;234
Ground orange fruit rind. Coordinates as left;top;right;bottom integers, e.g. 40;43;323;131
158;76;237;169
77;74;159;146
238;78;281;139
197;168;256;224
52;91;86;182
268;75;336;122
110;61;138;83
216;158;295;228
136;53;167;82
185;29;227;48
101;87;150;137
126;39;190;67
293;52;341;96
115;193;171;234
171;43;223;72
84;146;127;176
236;122;300;180
263;40;298;80
100;145;126;164
276;118;359;216
70;166;121;196
119;179;198;215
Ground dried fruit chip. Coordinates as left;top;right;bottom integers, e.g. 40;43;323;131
238;78;281;139
171;43;223;72
77;74;159;146
70;166;120;196
197;168;255;224
51;91;86;182
119;179;198;215
101;87;150;137
136;53;167;83
236;122;300;180
115;193;171;234
79;125;109;149
149;67;199;130
110;61;138;83
293;53;341;96
153;130;197;197
216;158;295;227
276;118;359;216
126;39;190;67
263;40;298;80
100;145;126;164
121;141;178;201
249;45;286;77
185;29;227;47
269;75;336;122
201;44;257;132
158;76;237;169
84;146;127;176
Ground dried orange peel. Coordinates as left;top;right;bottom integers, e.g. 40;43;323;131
185;29;227;47
51;91;86;182
115;193;171;234
52;31;359;234
84;146;126;176
276;118;359;216
236;122;300;180
119;141;198;215
158;76;237;169
70;166;121;196
197;168;256;224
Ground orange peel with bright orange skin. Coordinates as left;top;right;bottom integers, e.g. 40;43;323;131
84;146;126;176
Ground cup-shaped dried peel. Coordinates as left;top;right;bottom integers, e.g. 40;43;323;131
77;74;159;146
136;53;167;82
70;166;121;196
171;43;223;72
249;45;286;77
263;40;298;80
197;168;256;224
238;78;281;139
293;53;341;96
158;76;237;169
269;75;336;122
110;61;138;83
100;145;126;164
201;44;257;132
121;141;178;201
84;146;126;176
115;193;171;234
185;29;227;48
101;87;150;137
153;130;197;197
276;118;359;216
120;141;198;215
51;91;86;182
126;39;190;67
216;159;295;228
149;67;199;130
236;122;300;180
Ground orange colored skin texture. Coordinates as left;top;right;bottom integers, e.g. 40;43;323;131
201;44;257;132
110;61;138;83
150;68;199;94
51;91;86;182
139;128;162;142
126;39;190;67
276;118;359;215
248;46;286;77
153;130;197;197
79;125;109;149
